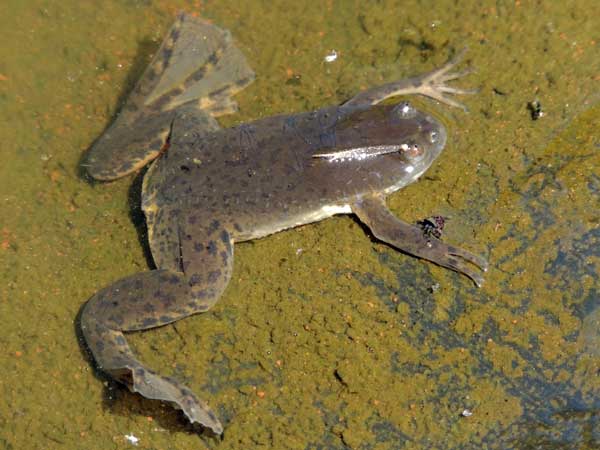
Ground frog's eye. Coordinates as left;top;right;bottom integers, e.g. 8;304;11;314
393;101;417;119
400;143;424;161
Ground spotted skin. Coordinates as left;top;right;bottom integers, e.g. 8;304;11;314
82;14;487;436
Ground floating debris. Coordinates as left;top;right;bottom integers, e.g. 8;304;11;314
124;433;139;446
428;282;440;293
527;100;544;120
324;50;338;63
417;215;448;240
460;409;473;417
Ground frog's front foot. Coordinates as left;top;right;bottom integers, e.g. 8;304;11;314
412;48;477;111
344;48;476;110
353;195;487;287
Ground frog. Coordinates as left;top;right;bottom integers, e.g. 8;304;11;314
81;13;487;435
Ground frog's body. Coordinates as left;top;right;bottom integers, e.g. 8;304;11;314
143;103;446;243
81;14;487;435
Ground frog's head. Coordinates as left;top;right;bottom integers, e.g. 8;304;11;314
313;101;447;194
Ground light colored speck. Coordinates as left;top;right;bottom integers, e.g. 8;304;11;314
461;409;473;417
324;50;338;63
296;248;303;255
125;433;139;445
404;165;414;173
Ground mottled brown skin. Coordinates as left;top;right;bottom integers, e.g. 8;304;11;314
81;14;487;435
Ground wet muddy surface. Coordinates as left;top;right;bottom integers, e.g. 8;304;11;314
0;1;598;448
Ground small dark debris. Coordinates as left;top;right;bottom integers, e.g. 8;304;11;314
527;100;544;120
417;216;448;240
285;74;302;86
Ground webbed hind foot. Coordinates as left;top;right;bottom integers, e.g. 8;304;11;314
85;13;255;181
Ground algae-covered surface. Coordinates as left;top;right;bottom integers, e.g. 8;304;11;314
0;0;599;449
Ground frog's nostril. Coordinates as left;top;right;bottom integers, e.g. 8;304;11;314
400;143;424;161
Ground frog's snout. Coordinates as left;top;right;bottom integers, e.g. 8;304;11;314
418;117;447;157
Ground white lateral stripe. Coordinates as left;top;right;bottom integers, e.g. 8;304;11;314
313;144;401;162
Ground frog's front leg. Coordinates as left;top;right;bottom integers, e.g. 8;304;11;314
80;218;234;435
344;49;475;110
352;195;487;286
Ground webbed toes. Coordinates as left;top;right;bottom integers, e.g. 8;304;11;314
129;365;223;435
417;49;477;110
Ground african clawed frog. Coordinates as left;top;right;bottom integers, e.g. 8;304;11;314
81;13;487;435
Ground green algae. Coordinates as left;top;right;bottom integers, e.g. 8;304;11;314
0;0;599;449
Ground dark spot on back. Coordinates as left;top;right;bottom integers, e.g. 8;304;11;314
142;317;158;327
208;270;221;283
189;273;202;285
206;241;217;255
220;250;229;265
208;220;221;234
220;230;229;245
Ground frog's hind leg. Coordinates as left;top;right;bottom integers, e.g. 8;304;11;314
344;48;475;110
80;217;234;435
85;13;255;181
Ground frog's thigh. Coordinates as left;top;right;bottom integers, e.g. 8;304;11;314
148;212;234;311
352;195;487;286
87;218;234;330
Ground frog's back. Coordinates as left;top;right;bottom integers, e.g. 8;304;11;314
145;102;445;241
143;107;343;239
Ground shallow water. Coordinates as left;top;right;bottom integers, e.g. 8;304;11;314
0;0;598;449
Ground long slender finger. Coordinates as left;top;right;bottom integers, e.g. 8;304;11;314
442;256;485;287
448;246;489;271
437;85;479;95
424;90;469;111
437;67;475;82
